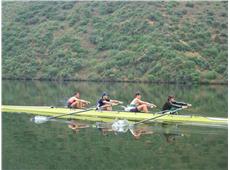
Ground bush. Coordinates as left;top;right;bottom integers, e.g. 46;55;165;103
148;74;156;81
185;2;194;8
190;72;200;82
173;43;191;51
62;2;74;10
2;1;227;83
56;15;66;21
221;23;227;29
69;17;78;26
216;65;226;74
185;60;195;69
26;17;39;25
220;12;227;17
89;34;100;44
148;12;162;21
189;57;209;69
203;47;219;58
204;71;217;80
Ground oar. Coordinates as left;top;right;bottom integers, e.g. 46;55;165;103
111;100;123;105
31;107;96;124
147;102;157;108
133;108;183;126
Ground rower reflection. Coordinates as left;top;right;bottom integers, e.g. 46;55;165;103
68;121;90;133
94;120;184;142
94;120;130;135
129;125;155;139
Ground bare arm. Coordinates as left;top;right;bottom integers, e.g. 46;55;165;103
136;99;157;108
110;99;123;104
79;99;91;104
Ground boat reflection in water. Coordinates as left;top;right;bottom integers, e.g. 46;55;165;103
160;123;184;143
92;120;184;142
66;119;226;143
130;123;184;142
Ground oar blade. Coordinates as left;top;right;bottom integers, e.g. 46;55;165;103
31;116;50;124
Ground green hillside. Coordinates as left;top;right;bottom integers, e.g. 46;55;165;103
2;1;228;83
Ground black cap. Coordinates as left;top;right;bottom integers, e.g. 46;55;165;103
102;92;108;97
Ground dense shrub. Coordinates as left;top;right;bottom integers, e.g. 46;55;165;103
204;71;217;80
185;2;194;8
2;1;227;83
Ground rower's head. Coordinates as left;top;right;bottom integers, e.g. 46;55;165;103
75;92;80;98
102;92;109;99
168;95;175;102
135;92;141;99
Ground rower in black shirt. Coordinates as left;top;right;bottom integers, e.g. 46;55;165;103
96;92;123;111
162;96;192;113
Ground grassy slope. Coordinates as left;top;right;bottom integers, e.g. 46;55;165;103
2;1;228;83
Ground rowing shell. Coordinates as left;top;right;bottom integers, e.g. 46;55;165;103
2;105;228;126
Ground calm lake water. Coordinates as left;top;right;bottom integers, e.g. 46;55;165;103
2;80;228;170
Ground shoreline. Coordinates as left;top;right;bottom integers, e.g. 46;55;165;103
2;77;228;85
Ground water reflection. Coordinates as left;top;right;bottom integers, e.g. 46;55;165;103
3;112;228;170
68;120;90;133
63;118;226;144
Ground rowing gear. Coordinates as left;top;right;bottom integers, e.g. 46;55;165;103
2;105;227;126
134;108;183;125
30;107;96;124
31;116;49;124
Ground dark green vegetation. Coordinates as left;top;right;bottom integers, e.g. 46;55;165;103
2;1;228;83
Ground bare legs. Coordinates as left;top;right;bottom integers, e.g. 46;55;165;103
100;104;113;111
137;104;149;112
71;101;89;109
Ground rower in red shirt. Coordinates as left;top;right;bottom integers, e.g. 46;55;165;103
67;92;90;109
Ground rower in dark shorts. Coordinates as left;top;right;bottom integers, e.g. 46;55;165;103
126;92;157;113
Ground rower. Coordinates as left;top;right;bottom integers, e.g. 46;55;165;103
67;92;90;109
96;92;123;111
162;95;192;113
125;92;157;113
